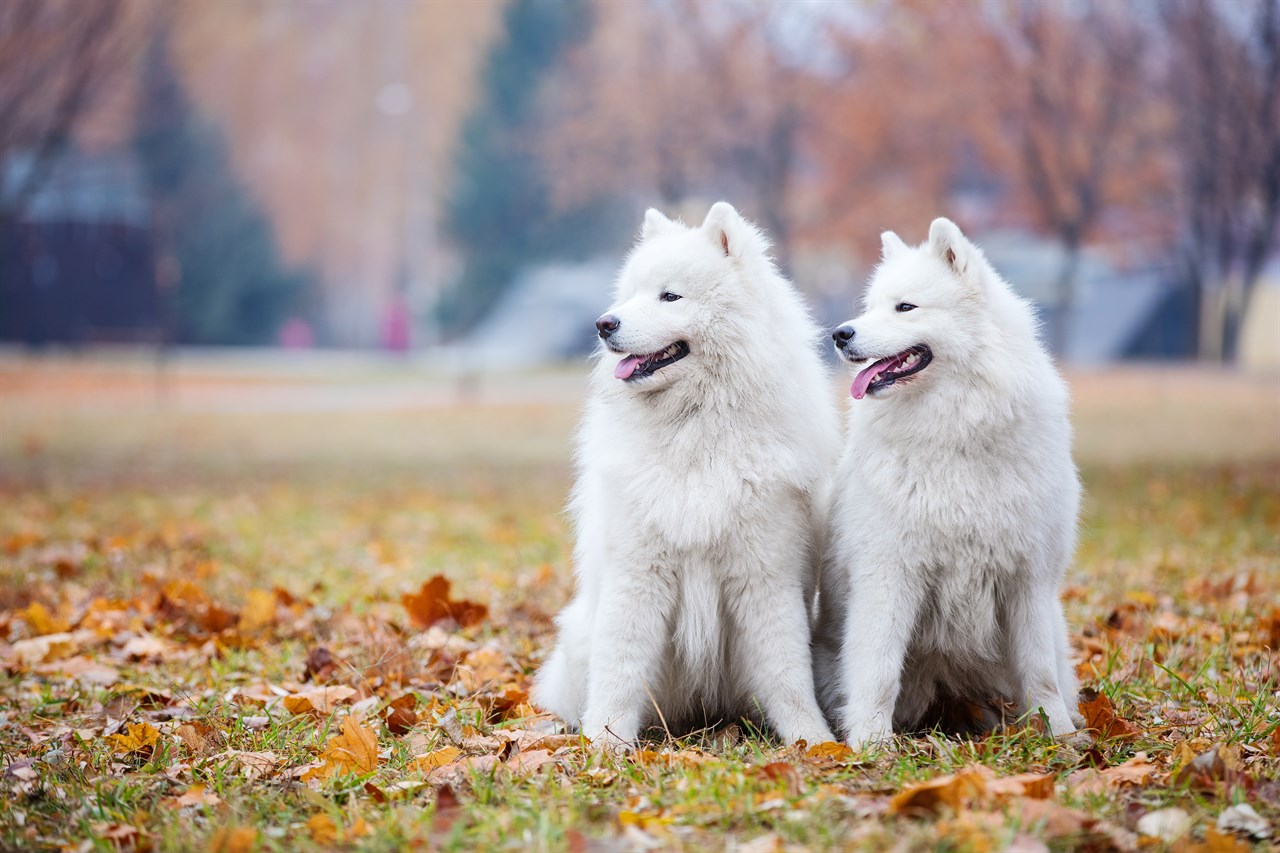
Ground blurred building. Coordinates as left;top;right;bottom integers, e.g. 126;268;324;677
0;147;160;346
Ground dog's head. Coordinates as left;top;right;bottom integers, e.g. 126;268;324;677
834;218;992;400
596;202;767;390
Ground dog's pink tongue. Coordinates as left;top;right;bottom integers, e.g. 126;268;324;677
615;355;643;380
851;360;890;400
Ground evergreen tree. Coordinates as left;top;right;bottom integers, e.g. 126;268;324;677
438;0;608;337
133;32;308;346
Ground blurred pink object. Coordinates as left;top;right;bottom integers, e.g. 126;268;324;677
278;317;314;349
382;295;411;353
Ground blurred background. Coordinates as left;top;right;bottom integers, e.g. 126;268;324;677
0;0;1277;369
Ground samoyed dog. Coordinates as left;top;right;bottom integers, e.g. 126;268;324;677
532;202;839;749
813;218;1081;746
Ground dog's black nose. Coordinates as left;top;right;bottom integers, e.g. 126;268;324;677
596;314;620;339
832;324;855;347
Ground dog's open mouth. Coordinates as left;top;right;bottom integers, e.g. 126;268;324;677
614;341;690;381
851;344;932;399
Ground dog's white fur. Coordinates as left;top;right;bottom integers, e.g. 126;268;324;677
814;218;1081;746
533;202;839;748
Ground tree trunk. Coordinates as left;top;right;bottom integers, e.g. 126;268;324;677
1048;237;1082;360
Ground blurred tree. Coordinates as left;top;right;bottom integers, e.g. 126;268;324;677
0;0;138;222
438;0;608;338
981;3;1166;358
1164;0;1280;363
542;0;815;271
134;30;308;346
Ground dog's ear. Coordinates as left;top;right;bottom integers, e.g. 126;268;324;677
702;201;760;260
881;231;908;260
928;217;972;276
641;208;678;241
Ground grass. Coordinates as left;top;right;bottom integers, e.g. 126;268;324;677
0;354;1277;852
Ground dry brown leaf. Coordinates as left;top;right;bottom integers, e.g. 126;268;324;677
411;746;464;772
107;721;161;756
383;693;418;735
401;575;488;630
985;772;1056;800
1179;827;1254;853
1069;753;1157;795
506;748;559;775
1078;688;1142;741
214;750;278;781
281;685;357;716
92;822;149;852
804;741;857;765
306;814;338;844
10;632;79;666
301;717;379;782
456;647;510;692
33;654;119;686
18;601;69;635
302;646;339;683
889;767;991;814
239;589;277;633
752;761;803;797
169;784;222;808
207;826;257;853
175;722;218;756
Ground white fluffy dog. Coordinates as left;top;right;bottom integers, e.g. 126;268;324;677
533;202;839;748
814;218;1081;746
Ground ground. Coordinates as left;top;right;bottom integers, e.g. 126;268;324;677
0;352;1276;853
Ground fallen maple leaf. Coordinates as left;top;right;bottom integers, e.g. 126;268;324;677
301;717;379;782
411;746;463;772
401;575;488;630
107;722;161;756
174;722;219;756
1077;688;1141;741
281;685;357;716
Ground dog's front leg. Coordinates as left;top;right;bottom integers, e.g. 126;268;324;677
839;568;924;748
580;564;675;750
732;575;835;745
1006;585;1078;736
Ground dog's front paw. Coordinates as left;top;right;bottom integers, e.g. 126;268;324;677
841;711;893;751
582;719;636;753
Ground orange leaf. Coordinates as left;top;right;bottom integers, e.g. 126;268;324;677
108;722;161;756
306;814;338;844
207;827;257;853
1078;688;1141;741
169;784;222;808
239;589;277;633
889;767;990;814
401;575;488;630
411;746;463;772
301;717;379;782
18;601;68;636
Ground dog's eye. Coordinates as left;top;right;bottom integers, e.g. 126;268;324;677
659;292;682;302
895;302;917;313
